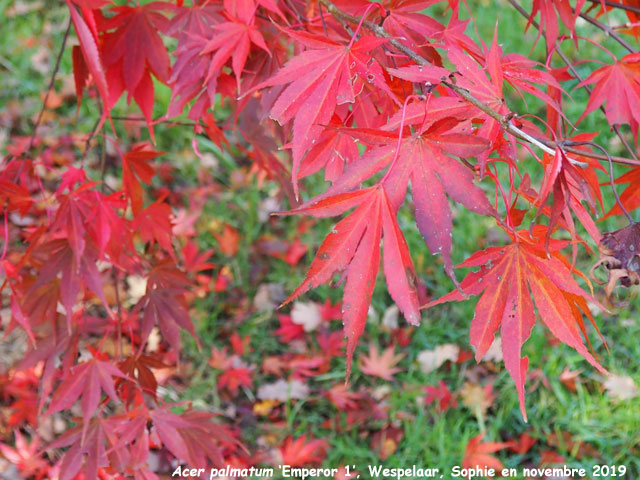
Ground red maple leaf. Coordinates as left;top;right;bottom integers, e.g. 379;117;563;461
0;180;33;215
424;380;457;411
0;431;48;478
483;36;562;111
100;3;172;136
66;0;110;126
181;240;214;273
317;330;344;358
279;435;328;467
254;32;395;196
297;114;360;184
48;414;141;480
218;366;253;395
150;408;239;468
517;141;604;256
462;434;511;471
274;314;305;343
47;357;127;438
381;0;446;64
325;383;361;410
282;186;421;373
603;164;640;218
200;0;270;88
508;432;537;454
117;354;168;400
166;3;223;119
28;239;108;330
425;228;607;420
134;200;175;256
526;0;586;49
307;112;496;287
136;286;196;353
122;143;162;214
577;52;640;136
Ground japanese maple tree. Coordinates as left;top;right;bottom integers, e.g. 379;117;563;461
3;0;640;476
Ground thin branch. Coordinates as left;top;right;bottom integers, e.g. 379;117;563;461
569;141;635;222
579;12;636;53
556;143;640;166
318;0;329;37
611;125;639;162
595;144;635;223
507;0;640;164
320;0;640;170
28;19;72;151
319;0;633;168
586;0;640;15
81;114;102;166
319;0;431;65
112;269;123;361
320;0;544;147
110;115;198;127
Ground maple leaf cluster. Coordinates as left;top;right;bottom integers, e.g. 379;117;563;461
3;0;640;476
0;130;245;477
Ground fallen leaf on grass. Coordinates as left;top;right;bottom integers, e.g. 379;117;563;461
360;344;404;381
539;450;566;466
214;223;240;257
291;301;322;332
604;374;638;400
462;434;510;471
546;431;600;460
218;365;253;396
459;382;496;416
253;283;286;312
417;344;459;373
274;314;305;343
370;426;404;459
325;384;360;410
381;305;399;329
253;400;279;416
508;432;537;455
424;380;457;411
559;367;582;393
257;379;309;402
279;435;328;467
484;337;503;363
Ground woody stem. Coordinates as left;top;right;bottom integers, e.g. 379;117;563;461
318;0;640;167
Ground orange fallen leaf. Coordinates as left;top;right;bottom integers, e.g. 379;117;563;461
559;367;582;393
214;223;240;257
462;434;510;472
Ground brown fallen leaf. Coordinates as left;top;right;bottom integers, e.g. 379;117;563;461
559;367;583;393
459;382;496;417
370;426;404;459
546;431;600;460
